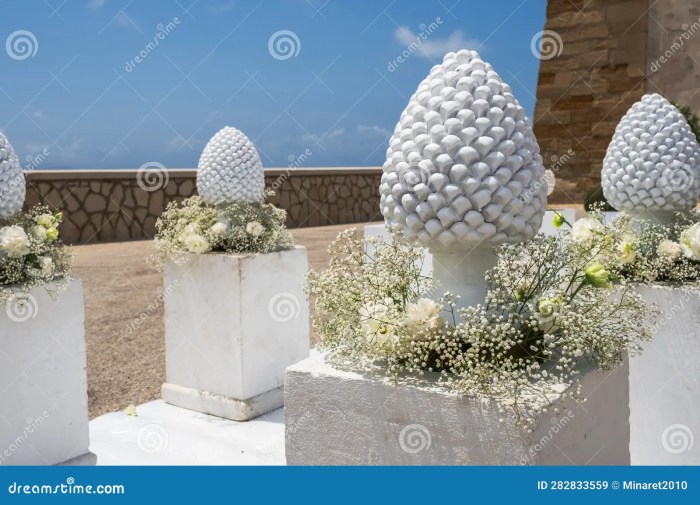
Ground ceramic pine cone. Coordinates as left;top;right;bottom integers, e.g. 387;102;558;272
602;93;700;211
380;50;546;251
196;126;265;205
0;132;26;219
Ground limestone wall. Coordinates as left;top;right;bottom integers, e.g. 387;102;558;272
24;168;382;244
533;0;648;203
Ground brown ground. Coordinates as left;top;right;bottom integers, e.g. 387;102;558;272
77;206;585;419
76;222;372;419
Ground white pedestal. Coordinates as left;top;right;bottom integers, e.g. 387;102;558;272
432;247;497;309
0;280;89;466
162;246;310;421
285;354;630;465
630;284;700;465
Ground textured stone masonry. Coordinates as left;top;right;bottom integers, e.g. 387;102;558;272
24;168;382;244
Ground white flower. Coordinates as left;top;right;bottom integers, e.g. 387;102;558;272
39;256;53;275
35;214;57;228
536;296;562;333
680;222;700;261
183;223;200;235
32;225;48;241
570;217;604;243
210;221;228;236
0;225;30;258
246;221;265;237
182;233;210;254
618;236;637;264
404;298;443;339
658;239;683;260
359;303;396;348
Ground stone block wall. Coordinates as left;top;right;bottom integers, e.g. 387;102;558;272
24;168;382;245
534;0;700;204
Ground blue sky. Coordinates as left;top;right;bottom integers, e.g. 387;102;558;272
0;0;546;169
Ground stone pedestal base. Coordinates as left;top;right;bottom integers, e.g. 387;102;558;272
0;280;90;466
630;284;700;465
162;247;309;421
285;354;630;465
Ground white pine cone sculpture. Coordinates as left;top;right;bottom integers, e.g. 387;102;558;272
196;126;265;205
602;93;700;211
380;50;546;251
0;132;25;218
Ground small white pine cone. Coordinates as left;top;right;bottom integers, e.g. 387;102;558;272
602;93;700;211
196;126;265;205
0;132;26;218
380;49;546;251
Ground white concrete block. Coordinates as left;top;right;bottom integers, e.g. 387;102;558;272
162;246;310;421
285;354;630;465
0;280;89;466
630;284;700;465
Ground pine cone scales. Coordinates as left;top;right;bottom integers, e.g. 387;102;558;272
602;93;700;211
196;126;265;205
380;50;546;251
0;132;25;218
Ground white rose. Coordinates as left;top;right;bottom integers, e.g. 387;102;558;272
536;296;562;333
658;239;683;260
680;222;700;261
35;214;57;228
403;298;443;339
359;303;396;348
32;225;48;241
182;234;210;254
210;221;228;236
38;256;53;276
0;225;30;258
570;217;603;243
618;236;637;264
246;221;265;237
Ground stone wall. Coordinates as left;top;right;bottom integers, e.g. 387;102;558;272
533;0;648;203
24;168;382;245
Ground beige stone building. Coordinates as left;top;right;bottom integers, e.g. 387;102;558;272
534;0;700;203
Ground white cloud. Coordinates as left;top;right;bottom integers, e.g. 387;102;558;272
393;26;480;59
357;124;390;137
86;0;106;8
301;128;344;145
207;0;236;13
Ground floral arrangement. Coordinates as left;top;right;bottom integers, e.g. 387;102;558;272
553;209;700;283
0;206;73;304
306;227;657;422
154;191;293;260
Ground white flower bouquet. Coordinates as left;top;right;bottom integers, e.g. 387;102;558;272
154;191;293;261
306;227;657;422
0;206;73;304
556;208;700;283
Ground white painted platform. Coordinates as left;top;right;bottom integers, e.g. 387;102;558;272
88;400;285;465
